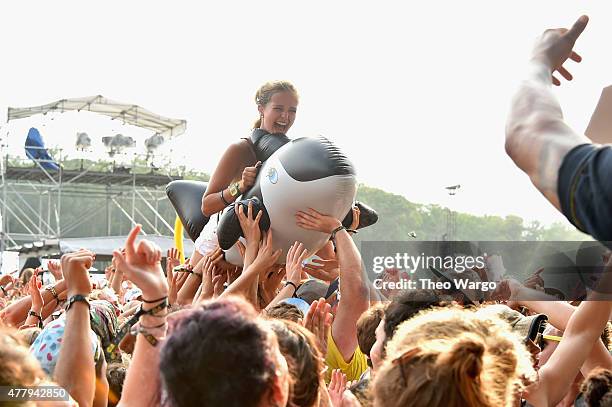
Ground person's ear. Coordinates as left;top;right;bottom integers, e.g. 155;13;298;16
269;374;289;407
258;104;265;116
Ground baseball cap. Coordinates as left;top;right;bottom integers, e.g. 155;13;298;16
476;304;548;343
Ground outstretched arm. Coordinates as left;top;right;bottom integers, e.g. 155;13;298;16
527;257;612;406
296;208;369;361
505;16;590;210
54;250;96;407
118;225;169;407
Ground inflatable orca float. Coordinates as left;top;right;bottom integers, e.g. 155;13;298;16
167;129;378;262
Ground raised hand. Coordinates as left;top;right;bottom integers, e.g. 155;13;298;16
260;265;286;306
239;161;262;192
251;231;282;272
28;269;44;311
531;15;588;86
236;200;263;244
212;271;227;298
524;268;545;290
227;266;241;285
166;265;179;306
491;278;524;308
303;258;339;282
113;225;168;301
208;246;237;274
198;256;217;301
286;241;309;284
303;298;333;356
295;208;342;234
327;369;348;407
61;249;95;297
48;261;63;281
0;274;14;288
166;248;181;274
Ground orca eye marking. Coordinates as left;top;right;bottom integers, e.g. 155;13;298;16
267;167;278;184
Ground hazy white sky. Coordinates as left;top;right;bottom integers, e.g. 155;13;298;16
1;1;610;227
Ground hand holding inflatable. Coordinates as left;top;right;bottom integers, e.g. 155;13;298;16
235;200;263;245
295;208;342;234
240;161;262;192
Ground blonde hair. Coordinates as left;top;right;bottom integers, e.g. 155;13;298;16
253;80;299;128
373;307;535;407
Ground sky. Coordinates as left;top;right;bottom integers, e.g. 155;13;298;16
1;1;611;227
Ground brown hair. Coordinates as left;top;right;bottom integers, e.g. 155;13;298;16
253;81;299;128
0;327;46;386
268;319;322;407
160;297;282;407
357;303;385;361
580;368;612;407
372;307;534;407
20;268;34;286
266;302;304;323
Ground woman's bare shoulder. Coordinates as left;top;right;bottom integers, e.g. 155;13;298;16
223;138;256;162
224;138;253;156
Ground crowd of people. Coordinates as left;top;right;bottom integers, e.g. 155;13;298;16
1;14;612;407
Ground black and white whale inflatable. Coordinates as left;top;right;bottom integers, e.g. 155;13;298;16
167;129;378;263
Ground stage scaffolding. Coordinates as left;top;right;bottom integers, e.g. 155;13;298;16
1;96;189;252
0;153;183;249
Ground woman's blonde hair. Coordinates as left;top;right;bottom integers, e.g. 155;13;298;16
253;80;299;128
373;307;535;407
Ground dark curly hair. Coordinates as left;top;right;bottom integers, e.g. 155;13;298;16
579;367;612;407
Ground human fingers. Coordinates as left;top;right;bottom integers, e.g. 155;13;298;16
304;298;318;330
210;248;224;264
295;213;317;229
286;241;297;265
124;224;142;258
235;202;246;223
564;15;589;43
569;51;582;62
236;240;246;258
254;208;262;224
270;249;282;265
557;65;573;81
247;200;253;219
307;208;323;218
177;270;189;285
297;245;309;264
552;75;561;86
328;369;338;391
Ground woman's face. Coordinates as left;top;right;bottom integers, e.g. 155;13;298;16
258;91;298;134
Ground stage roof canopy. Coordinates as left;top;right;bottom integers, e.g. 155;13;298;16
8;95;186;139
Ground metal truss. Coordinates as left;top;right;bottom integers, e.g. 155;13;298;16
0;152;182;251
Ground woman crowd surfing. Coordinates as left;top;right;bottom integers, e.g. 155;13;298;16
1;15;612;407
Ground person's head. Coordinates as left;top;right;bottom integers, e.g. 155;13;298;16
107;357;130;407
160;296;289;407
0;327;46;386
254;81;299;134
370;289;443;370
266;302;304;323
357;304;385;366
20;268;35;286
372;307;535;407
14;326;42;346
578;367;612;407
269;319;323;407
